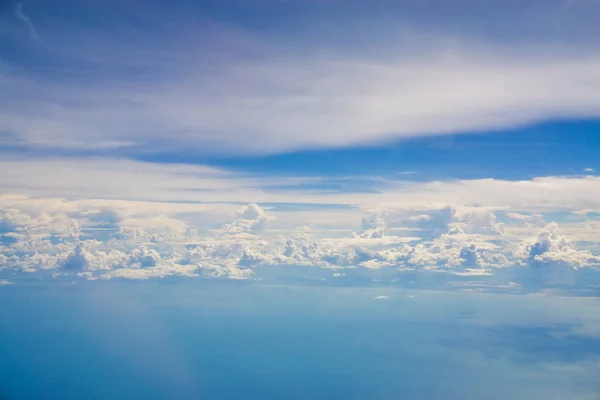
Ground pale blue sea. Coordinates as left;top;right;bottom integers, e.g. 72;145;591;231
1;281;599;400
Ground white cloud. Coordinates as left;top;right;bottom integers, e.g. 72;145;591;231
0;159;599;286
454;208;505;235
506;212;546;227
5;159;600;214
220;204;275;236
517;222;600;268
373;295;389;300
3;28;600;155
0;199;598;286
350;209;386;239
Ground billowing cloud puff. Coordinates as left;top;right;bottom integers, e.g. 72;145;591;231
220;204;275;236
519;223;600;269
350;210;386;239
454;209;505;235
0;198;598;287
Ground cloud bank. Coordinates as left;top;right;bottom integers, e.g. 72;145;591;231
1;191;598;292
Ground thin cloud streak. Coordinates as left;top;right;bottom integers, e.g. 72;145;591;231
2;44;600;156
2;0;600;156
14;2;38;41
3;158;600;214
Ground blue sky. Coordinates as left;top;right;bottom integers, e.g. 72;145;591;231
1;0;600;286
3;0;600;162
174;120;600;180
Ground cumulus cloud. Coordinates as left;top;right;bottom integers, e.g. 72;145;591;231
220;204;275;236
402;207;456;232
454;208;505;235
519;223;600;269
350;209;387;239
0;189;599;287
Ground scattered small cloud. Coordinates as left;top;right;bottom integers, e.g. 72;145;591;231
585;168;595;174
374;295;389;300
0;280;13;285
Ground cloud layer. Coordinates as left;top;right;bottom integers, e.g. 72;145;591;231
1;193;598;290
2;1;600;156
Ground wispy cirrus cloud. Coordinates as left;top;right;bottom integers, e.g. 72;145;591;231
2;0;600;156
3;45;600;156
3;158;600;213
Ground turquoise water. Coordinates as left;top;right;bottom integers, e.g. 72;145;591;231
1;281;599;399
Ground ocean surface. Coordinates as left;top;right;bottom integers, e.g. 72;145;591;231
1;281;599;400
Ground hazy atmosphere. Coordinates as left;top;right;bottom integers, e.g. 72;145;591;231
1;0;599;399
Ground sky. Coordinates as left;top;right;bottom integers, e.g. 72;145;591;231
1;0;600;288
1;1;600;399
